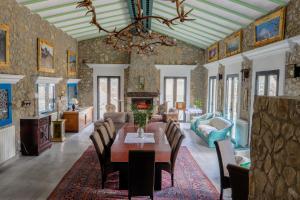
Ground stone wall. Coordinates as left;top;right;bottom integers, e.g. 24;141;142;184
78;35;208;112
285;44;300;96
0;0;77;148
250;96;300;200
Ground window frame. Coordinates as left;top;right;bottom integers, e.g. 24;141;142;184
0;84;12;127
37;83;56;114
255;70;279;96
208;76;217;113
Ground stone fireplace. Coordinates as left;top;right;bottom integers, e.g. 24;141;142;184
131;98;153;110
126;92;159;111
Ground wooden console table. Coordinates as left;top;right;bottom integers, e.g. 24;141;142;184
62;107;93;132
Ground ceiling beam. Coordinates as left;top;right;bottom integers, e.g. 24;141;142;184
72;25;127;38
229;0;268;14
268;0;287;6
152;26;207;49
20;0;46;6
196;0;254;20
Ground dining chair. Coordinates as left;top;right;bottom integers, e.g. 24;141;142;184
90;131;117;189
168;124;180;145
165;122;176;140
214;139;236;200
158;131;185;187
164;119;173;133
227;164;249;200
128;150;155;200
166;123;177;142
103;121;114;144
105;118;116;138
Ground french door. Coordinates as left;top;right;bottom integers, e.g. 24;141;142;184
255;70;279;96
97;76;120;119
208;76;217;113
164;77;187;121
225;74;239;121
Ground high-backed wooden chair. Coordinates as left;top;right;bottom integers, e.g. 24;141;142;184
214;139;236;200
128;150;155;200
164;119;173;133
105;118;116;138
158;130;185;186
227;164;249;200
103;121;114;144
166;123;177;142
90;132;116;189
168;124;180;145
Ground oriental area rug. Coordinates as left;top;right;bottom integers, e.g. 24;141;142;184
48;146;219;200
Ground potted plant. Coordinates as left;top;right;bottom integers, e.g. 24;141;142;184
131;104;153;138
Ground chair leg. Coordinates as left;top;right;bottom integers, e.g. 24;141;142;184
150;195;153;200
219;188;223;200
171;173;174;187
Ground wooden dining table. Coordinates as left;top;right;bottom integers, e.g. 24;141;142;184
111;122;171;190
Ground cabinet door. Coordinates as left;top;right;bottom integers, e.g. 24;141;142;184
39;117;50;147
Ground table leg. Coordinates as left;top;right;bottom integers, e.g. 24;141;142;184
118;164;128;190
155;165;162;190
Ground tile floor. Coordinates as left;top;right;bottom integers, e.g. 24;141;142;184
0;123;232;200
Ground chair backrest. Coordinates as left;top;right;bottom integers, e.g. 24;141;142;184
96;125;111;148
170;128;181;150
214;139;236;178
227;164;249;200
128;150;155;198
166;123;176;142
170;132;185;172
103;121;114;141
90;132;105;172
105;118;116;135
105;104;116;112
164;119;173;133
168;124;179;143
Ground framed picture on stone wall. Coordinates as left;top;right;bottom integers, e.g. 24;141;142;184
37;38;55;73
67;50;77;76
207;43;219;63
224;30;242;57
0;24;9;68
254;7;285;47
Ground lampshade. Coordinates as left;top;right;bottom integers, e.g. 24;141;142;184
176;102;186;110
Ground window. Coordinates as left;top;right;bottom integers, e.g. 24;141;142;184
255;70;279;96
67;83;78;108
0;84;12;127
97;77;120;119
164;77;187;121
208;76;217;113
225;74;239;120
37;83;55;114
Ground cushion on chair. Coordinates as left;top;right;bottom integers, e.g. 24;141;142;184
103;112;126;123
217;139;236;177
198;124;218;137
209;117;231;130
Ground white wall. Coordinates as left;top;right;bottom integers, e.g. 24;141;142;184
155;65;196;108
87;64;128;120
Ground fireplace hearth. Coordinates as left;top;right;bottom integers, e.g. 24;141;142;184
131;98;153;110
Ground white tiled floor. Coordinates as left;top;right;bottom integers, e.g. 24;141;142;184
0;123;231;200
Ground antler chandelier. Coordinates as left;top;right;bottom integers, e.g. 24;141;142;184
77;0;193;54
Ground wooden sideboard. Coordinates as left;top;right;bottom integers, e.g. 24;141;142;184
20;115;52;156
63;107;93;132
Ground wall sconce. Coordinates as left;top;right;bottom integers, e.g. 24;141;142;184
287;64;300;78
22;100;31;107
218;73;223;80
241;67;250;82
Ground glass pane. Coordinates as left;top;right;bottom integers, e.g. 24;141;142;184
48;84;55;112
226;78;232;118
165;79;174;110
213;79;217;113
38;84;46;113
98;78;108;119
232;77;239;120
176;79;185;102
110;78;119;112
0;89;9;120
268;75;278;96
209;78;214;113
257;76;265;96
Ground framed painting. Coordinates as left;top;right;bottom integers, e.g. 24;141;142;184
67;50;77;76
0;24;9;68
38;38;55;73
225;30;242;57
207;43;219;63
254;8;285;47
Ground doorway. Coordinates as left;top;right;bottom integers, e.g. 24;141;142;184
225;74;239;121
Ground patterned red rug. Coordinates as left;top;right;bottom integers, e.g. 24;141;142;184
48;146;219;200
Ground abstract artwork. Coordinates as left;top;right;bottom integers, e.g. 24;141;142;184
0;89;9;120
67;50;77;76
207;43;219;63
225;31;242;57
0;24;9;67
254;8;285;47
38;38;54;73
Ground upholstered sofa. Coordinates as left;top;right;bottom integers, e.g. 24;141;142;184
190;113;214;132
94;112;134;132
195;117;233;148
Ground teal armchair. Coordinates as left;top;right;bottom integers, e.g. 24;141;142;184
190;113;213;132
194;117;233;148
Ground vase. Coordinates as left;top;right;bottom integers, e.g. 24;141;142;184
137;127;144;138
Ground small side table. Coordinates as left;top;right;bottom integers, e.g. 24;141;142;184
52;119;66;142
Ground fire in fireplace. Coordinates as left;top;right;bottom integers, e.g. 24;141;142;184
131;98;153;110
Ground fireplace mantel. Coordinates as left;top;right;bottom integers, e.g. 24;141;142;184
127;92;159;97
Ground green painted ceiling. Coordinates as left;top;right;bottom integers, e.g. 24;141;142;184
17;0;290;49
